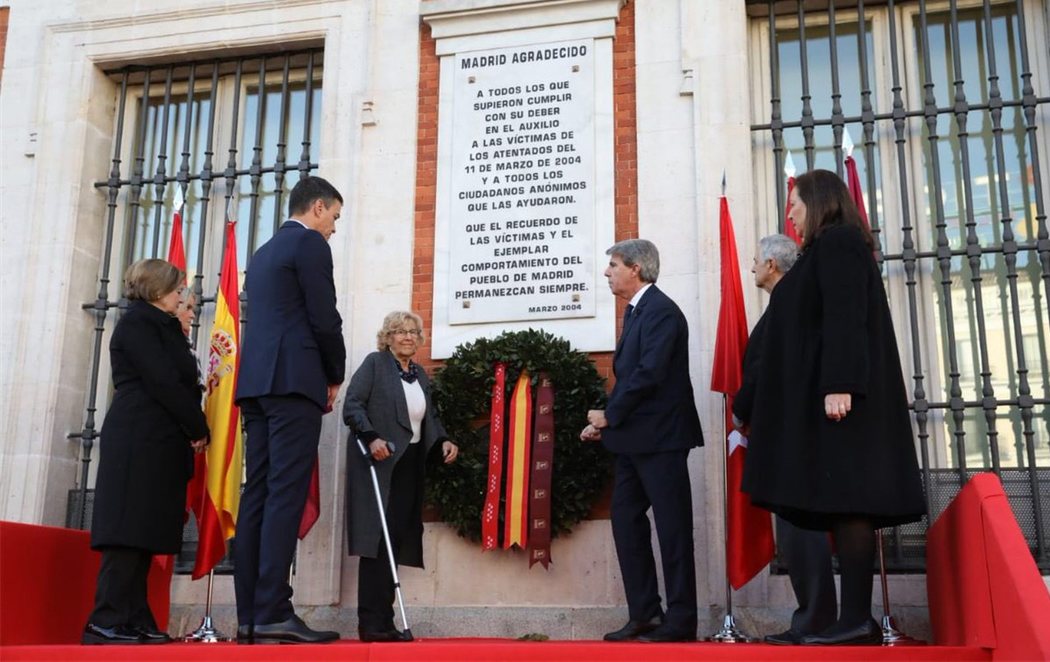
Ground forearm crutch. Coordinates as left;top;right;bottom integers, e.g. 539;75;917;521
355;437;414;641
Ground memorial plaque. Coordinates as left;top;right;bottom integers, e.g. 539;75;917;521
447;40;596;325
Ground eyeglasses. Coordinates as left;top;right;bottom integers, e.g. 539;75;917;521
392;329;422;337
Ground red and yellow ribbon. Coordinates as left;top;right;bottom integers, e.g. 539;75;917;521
503;370;532;549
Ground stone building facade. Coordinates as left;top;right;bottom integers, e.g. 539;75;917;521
2;0;1048;639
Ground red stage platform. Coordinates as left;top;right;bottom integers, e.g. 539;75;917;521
3;473;1047;661
0;639;991;662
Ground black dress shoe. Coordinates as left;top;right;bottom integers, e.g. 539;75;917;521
359;628;412;643
133;626;173;644
82;623;143;645
801;619;882;645
236;625;253;644
252;614;340;644
603;616;662;641
764;628;804;645
636;625;697;643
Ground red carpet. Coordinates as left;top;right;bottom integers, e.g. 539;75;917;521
0;639;990;662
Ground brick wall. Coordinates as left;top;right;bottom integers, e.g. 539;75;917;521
412;1;638;384
0;7;9;89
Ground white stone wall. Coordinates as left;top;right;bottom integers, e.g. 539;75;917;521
0;0;949;636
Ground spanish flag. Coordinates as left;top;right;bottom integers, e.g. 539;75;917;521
191;221;244;579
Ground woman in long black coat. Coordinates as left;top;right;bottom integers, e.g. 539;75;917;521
85;259;208;645
343;311;458;643
742;169;925;645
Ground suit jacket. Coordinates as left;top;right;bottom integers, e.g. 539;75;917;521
236;221;346;408
602;285;703;454
731;310;769;425
92;300;209;553
342;351;449;565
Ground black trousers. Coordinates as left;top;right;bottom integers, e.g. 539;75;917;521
88;546;158;629
357;442;423;633
775;516;837;634
610;449;697;634
234;395;322;626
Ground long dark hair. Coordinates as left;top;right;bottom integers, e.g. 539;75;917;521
794;169;875;251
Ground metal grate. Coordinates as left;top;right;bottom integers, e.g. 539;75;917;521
750;0;1050;572
69;49;324;575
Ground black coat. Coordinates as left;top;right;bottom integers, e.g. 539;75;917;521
91;300;209;553
741;225;925;529
731;310;768;426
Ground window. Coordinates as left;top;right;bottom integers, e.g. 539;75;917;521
749;0;1050;570
71;50;325;575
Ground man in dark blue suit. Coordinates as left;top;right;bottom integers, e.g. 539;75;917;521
582;239;703;643
234;176;346;644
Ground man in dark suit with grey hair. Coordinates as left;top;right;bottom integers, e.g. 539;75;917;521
582;238;703;643
234;175;346;644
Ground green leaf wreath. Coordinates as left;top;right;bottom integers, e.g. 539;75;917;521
427;329;611;543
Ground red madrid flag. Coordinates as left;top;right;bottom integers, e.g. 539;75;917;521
783;176;802;246
710;195;775;589
844;155;872;230
167;187;188;274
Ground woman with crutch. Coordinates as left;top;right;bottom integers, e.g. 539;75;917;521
343;311;459;642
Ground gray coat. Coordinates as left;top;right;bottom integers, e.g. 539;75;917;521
342;350;448;565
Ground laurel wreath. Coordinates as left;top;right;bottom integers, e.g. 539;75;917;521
427;329;611;542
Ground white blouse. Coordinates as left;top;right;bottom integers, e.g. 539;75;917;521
401;379;426;444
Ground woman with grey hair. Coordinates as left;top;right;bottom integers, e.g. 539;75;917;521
342;311;458;642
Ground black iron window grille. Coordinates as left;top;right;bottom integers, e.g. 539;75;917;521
749;0;1049;572
68;49;325;575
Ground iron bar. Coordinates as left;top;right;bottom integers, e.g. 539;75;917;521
298;52;316;177
769;0;787;228
274;55;292;234
150;66;176;259
246;57;267;259
179;64;204;348
127;71;152;266
948;0;1001;474
855;1;882;259
887;0;934;522
224;60;243;270
828;1;845;179
796;0;816;170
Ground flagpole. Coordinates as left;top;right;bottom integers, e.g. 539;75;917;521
707;394;754;643
184;570;228;642
876;529;920;645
